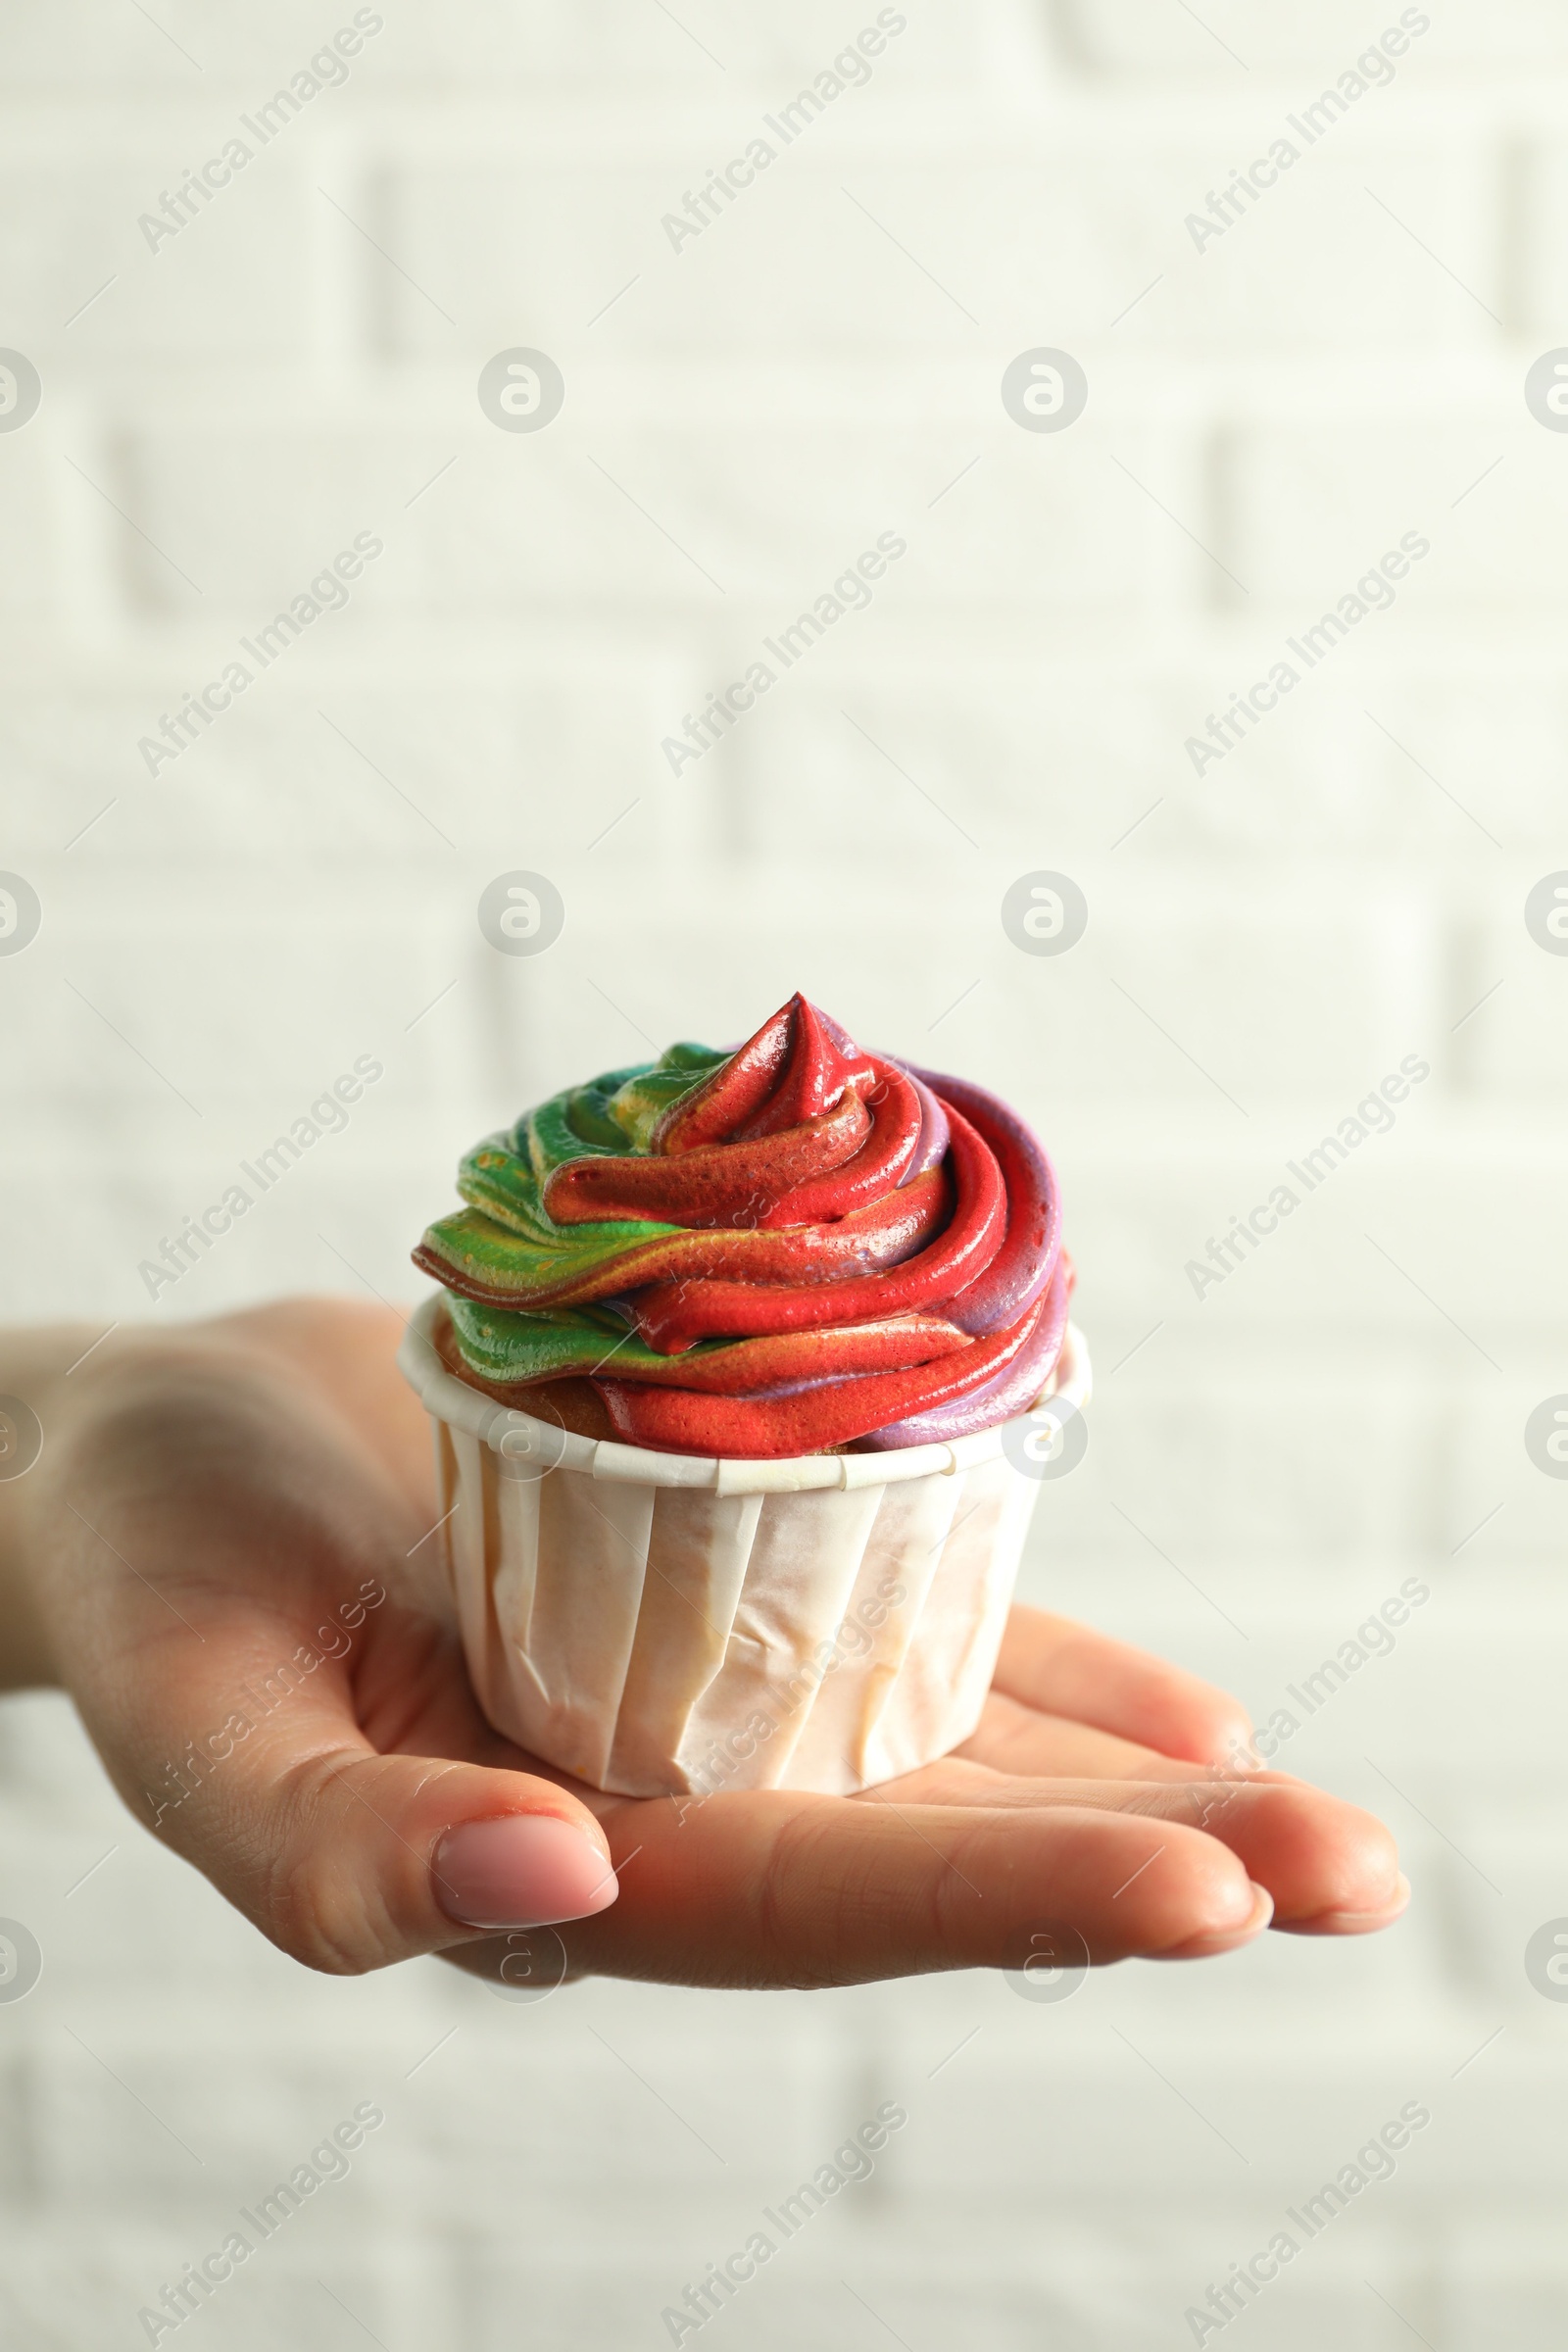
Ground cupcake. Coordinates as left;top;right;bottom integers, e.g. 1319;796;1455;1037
399;995;1087;1798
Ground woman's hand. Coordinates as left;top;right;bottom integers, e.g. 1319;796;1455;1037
0;1299;1406;1987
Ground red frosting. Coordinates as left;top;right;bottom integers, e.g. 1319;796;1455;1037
548;995;1066;1454
421;994;1069;1456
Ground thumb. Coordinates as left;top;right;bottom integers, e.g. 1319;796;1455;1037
42;1327;619;1974
131;1665;618;1975
242;1744;620;1974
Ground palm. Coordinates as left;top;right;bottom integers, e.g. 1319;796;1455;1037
355;1562;1400;1987
38;1299;1405;1983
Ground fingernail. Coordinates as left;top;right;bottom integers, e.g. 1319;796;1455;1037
434;1815;618;1931
1312;1870;1412;1932
1207;1880;1273;1939
1158;1880;1273;1960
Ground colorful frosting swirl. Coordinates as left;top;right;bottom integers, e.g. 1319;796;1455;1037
414;994;1070;1459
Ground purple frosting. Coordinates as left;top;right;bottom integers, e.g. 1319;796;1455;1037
852;1257;1070;1449
900;1071;951;1184
906;1064;1060;1339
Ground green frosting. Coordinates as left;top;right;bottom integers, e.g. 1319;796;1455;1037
454;1044;726;1238
423;1043;731;1375
447;1293;734;1386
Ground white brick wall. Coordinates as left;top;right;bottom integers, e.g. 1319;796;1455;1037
4;4;1568;2345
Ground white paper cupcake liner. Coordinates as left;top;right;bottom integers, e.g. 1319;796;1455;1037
398;1295;1091;1799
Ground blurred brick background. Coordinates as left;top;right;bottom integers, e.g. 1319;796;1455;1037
3;1;1568;2344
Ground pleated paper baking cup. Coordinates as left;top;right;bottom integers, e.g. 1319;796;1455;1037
398;1296;1091;1799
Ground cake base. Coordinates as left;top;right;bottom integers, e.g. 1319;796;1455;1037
399;1295;1090;1798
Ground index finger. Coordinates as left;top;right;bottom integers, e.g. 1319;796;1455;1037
992;1604;1253;1766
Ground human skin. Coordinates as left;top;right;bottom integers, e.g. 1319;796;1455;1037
0;1300;1407;1985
